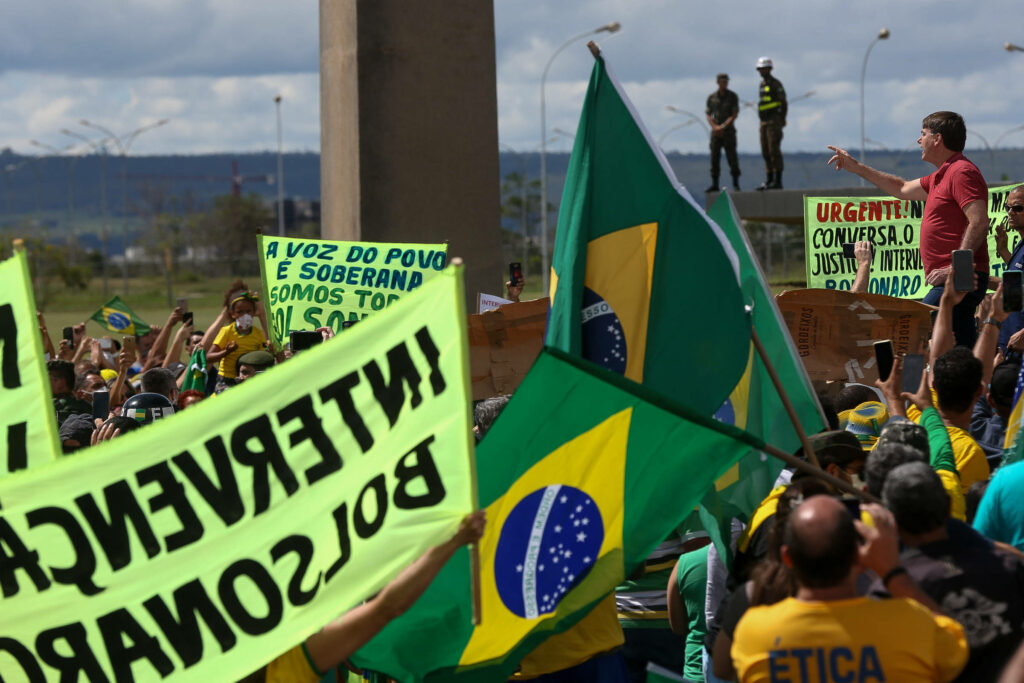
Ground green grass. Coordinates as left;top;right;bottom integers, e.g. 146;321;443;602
36;275;250;342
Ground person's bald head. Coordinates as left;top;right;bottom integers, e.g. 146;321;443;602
782;495;858;588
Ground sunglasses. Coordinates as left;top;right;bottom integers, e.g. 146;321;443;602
1006;204;1024;213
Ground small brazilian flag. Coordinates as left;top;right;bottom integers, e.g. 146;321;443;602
89;296;150;336
351;348;759;682
546;53;751;416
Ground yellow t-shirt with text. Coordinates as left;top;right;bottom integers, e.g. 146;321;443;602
732;596;967;683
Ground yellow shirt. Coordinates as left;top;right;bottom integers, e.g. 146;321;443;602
907;404;990;494
212;323;267;379
732;596;967;683
265;644;320;683
513;594;624;678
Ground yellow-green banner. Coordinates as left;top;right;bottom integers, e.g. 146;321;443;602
0;249;61;473
258;235;448;350
803;184;1018;298
0;265;476;682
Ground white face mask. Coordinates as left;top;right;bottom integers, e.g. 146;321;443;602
236;313;254;330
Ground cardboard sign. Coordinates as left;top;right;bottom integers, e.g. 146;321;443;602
469;298;548;400
803;184;1018;298
777;288;933;383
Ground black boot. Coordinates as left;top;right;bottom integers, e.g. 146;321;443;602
769;171;783;189
705;174;720;193
732;174;741;191
756;172;773;191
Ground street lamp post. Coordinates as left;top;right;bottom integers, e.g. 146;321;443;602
540;21;621;295
665;106;710;135
966;129;996;174
275;95;285;236
80;119;169;294
1006;42;1024;53
658;120;698;148
63;128;112;296
860;28;890;168
30;140;79;264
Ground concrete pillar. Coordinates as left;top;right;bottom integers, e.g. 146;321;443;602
319;0;504;306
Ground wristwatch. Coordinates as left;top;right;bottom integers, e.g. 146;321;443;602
983;318;1002;329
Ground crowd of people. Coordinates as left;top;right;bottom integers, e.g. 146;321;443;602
34;109;1024;682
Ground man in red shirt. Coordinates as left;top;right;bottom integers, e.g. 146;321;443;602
827;111;989;346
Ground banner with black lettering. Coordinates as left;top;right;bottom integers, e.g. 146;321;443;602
257;235;448;350
0;265;476;682
0;248;61;473
804;184;1017;298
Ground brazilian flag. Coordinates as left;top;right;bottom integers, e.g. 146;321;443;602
999;362;1024;466
89;296;150;336
698;193;826;565
546;54;750;416
351;348;763;681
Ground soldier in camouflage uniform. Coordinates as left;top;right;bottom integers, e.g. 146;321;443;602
705;73;741;192
755;56;787;190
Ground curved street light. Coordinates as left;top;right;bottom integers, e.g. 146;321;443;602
860;28;890;166
30;140;80;263
658;120;698;148
274;95;285;236
665;106;710;134
966;128;995;174
63;128;115;295
1006;42;1024;53
996;124;1024;149
79;119;169;293
540;21;621;295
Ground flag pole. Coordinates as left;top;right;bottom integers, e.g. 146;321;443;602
587;40;601;58
751;327;823;470
760;440;880;503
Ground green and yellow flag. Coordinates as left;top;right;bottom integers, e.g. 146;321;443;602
698;193;826;563
0;249;61;472
0;265;475;682
89;295;151;336
545;54;751;416
351;348;764;681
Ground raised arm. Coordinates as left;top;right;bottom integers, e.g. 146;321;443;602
850;241;873;293
826;146;927;201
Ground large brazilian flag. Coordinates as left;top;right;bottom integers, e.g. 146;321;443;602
698;193;826;563
545;53;750;416
350;348;764;681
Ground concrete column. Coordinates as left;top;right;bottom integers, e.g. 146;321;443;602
319;0;504;305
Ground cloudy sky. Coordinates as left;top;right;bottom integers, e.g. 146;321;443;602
3;1;1024;159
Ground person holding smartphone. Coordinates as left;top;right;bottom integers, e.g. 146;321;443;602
828;111;989;347
995;186;1024;354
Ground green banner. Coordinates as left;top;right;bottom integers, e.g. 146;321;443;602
0;265;475;682
803;184;1018;298
0;249;61;473
258;235;448;350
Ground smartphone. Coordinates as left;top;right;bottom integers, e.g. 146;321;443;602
952;249;975;292
874;339;895;382
901;354;925;395
509;262;523;286
177;298;188;311
842;243;856;259
182;311;194;326
1004;270;1023;312
99;337;112;351
122;335;137;358
290;330;323;351
92;390;110;421
62;326;74;348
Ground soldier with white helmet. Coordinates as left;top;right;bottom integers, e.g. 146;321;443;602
755;56;787;190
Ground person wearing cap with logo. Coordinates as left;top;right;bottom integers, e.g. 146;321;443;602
705;73;741;193
754;57;786;190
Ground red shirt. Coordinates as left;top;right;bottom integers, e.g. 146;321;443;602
918;153;988;276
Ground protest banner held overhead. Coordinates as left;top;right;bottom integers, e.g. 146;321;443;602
0;264;476;682
804;184;1017;298
776;288;933;384
257;235;448;350
0;248;62;473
